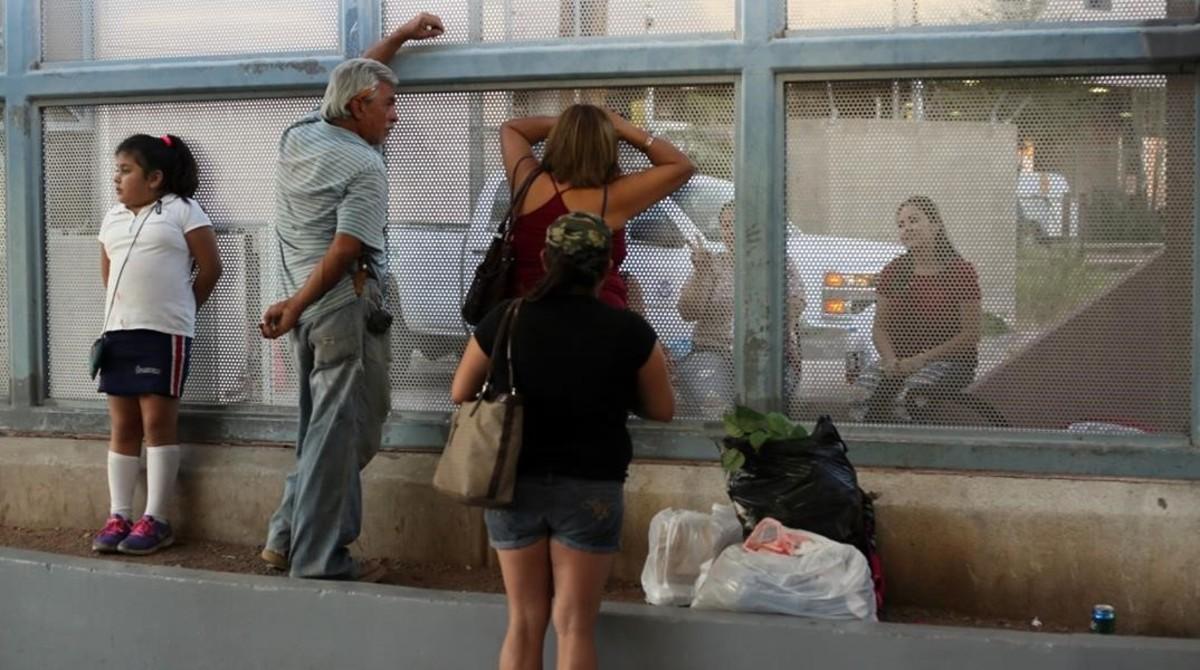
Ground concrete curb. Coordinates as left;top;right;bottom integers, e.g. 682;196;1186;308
2;547;1198;670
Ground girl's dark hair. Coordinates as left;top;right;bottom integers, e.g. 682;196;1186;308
526;254;606;302
115;134;199;199
891;195;961;287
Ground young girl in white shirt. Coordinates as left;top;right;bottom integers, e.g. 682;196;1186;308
91;134;222;555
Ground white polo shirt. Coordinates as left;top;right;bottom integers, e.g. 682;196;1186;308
98;194;213;337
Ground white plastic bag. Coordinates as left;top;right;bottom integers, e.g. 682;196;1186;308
691;519;877;621
642;504;743;606
710;503;743;549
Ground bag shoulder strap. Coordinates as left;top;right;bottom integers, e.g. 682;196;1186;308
101;200;159;334
502;300;521;394
497;166;543;240
509;155;537;197
601;182;608;219
483;299;522;395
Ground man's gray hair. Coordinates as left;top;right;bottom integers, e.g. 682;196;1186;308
320;58;400;121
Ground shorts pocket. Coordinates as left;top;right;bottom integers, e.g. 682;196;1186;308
552;480;624;552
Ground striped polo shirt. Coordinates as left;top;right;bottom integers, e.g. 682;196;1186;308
274;111;388;324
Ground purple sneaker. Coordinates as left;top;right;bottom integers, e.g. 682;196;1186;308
91;514;132;553
117;515;175;555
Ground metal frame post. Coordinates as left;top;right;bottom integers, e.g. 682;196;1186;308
5;0;45;406
734;0;786;412
345;0;382;58
1192;68;1200;445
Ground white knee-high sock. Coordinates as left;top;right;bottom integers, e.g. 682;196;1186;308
107;451;140;519
144;445;180;522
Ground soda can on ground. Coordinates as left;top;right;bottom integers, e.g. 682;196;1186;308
1090;604;1116;634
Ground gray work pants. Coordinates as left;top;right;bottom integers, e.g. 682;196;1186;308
265;283;390;578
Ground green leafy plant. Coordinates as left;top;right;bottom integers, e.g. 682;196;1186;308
720;406;808;473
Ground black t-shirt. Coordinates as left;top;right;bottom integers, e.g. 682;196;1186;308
474;295;658;482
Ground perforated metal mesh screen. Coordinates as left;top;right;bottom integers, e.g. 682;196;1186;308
42;86;733;417
40;0;340;62
787;0;1195;31
44;98;321;404
384;0;735;43
785;76;1192;434
385;85;735;417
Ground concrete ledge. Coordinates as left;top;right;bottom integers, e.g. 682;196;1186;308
3;437;1200;636
3;547;1198;670
9;404;1200;480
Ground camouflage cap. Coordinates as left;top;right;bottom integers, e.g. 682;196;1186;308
545;211;611;273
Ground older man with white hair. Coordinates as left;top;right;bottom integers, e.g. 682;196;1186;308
258;12;443;580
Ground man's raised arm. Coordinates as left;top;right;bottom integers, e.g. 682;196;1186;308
363;12;445;64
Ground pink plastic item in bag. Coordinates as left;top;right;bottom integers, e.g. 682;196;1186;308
743;518;816;556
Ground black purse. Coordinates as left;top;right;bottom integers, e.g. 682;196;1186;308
461;167;541;326
91;203;155;379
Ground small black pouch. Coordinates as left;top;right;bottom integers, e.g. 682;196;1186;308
366;307;394;335
89;335;106;380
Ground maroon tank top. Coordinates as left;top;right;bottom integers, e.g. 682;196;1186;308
508;176;628;308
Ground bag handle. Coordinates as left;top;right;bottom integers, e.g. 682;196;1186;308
481;299;522;397
100;200;160;335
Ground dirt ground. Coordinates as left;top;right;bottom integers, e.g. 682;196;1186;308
2;525;1082;633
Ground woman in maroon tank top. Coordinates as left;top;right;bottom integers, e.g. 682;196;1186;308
500;104;695;309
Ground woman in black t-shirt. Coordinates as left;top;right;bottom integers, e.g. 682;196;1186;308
451;212;674;670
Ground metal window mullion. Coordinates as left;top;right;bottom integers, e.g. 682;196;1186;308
464;1;485;210
16;24;1200;97
3;103;46;406
82;0;95;61
5;0;46;406
468;0;484;43
734;1;786;413
1192;69;1200;447
344;0;381;58
764;24;1200;73
5;0;37;73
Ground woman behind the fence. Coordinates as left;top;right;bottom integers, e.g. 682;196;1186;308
91;134;222;555
853;195;981;423
451;212;674;670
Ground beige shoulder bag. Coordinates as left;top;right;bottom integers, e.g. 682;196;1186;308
434;300;524;507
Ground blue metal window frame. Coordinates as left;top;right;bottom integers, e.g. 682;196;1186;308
5;1;1200;480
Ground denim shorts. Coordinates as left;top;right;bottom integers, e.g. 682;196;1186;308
485;474;624;554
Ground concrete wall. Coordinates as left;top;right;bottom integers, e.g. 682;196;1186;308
3;547;1198;670
2;437;1199;636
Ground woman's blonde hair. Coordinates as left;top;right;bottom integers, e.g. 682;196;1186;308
542;104;619;188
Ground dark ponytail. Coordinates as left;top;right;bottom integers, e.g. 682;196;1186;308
115;133;199;199
526;251;606;302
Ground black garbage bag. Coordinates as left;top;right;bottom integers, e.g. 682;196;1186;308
724;415;865;552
